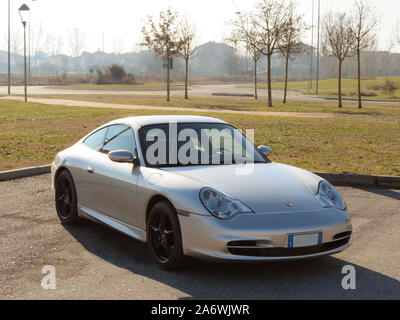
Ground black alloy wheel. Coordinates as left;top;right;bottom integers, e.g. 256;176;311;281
55;170;79;225
147;201;184;270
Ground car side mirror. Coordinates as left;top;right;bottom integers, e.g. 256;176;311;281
108;150;139;165
258;145;272;157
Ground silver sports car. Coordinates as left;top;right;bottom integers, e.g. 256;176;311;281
51;115;352;270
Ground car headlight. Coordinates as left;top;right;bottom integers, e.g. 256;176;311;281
199;187;253;219
316;181;346;211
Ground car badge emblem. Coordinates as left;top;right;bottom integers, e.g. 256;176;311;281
285;201;294;207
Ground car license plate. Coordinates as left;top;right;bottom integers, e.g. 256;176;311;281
288;232;322;248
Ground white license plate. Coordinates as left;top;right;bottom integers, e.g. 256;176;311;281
288;232;322;248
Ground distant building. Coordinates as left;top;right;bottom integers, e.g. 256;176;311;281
1;43;399;80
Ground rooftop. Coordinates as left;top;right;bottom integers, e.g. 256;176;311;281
107;115;227;128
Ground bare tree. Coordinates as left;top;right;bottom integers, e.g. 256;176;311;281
44;32;58;74
178;17;199;100
68;27;86;73
31;23;46;75
395;19;400;48
141;8;183;102
385;41;395;80
227;14;262;99
55;36;64;75
322;12;354;108
9;31;22;72
350;0;379;109
10;30;22;56
251;0;292;108
279;2;306;103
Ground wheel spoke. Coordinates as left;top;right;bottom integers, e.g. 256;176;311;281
64;199;72;208
62;178;68;191
162;241;170;256
160;213;167;229
155;239;163;250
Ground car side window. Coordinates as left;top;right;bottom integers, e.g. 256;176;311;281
83;127;108;151
102;125;136;154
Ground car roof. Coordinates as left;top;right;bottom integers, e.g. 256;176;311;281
106;115;228;129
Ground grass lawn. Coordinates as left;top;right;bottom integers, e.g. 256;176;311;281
0;99;399;176
44;83;184;91
32;94;400;117
239;77;400;100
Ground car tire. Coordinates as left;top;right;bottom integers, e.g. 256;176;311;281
55;170;79;225
147;201;184;271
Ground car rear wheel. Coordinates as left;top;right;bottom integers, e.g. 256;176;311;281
147;201;184;270
55;170;79;225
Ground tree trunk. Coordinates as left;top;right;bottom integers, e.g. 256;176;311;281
338;59;343;108
267;53;273;108
184;57;189;100
357;49;362;109
254;59;258;100
167;53;170;102
283;55;289;104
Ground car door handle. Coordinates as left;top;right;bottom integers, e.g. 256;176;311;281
87;166;94;173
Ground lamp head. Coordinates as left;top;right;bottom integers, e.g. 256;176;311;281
18;4;30;25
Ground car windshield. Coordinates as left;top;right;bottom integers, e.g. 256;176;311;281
139;123;268;167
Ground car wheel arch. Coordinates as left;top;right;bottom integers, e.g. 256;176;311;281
145;195;177;225
54;166;71;188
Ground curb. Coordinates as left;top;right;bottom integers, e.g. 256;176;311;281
0;165;51;182
212;93;255;97
0;165;399;189
315;172;400;189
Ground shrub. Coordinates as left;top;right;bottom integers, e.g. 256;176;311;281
349;91;377;97
124;73;136;84
367;80;399;95
109;65;127;82
383;80;399;95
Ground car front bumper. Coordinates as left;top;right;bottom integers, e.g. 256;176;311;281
178;208;352;262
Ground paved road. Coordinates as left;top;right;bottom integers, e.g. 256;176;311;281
2;84;400;106
2;84;299;98
0;174;399;300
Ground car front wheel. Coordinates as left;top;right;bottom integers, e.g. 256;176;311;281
55;170;79;225
147;201;184;270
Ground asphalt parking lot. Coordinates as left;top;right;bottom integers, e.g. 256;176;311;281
0;174;399;300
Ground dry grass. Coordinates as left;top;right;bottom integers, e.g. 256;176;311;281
32;94;400;117
241;76;400;101
0;99;399;176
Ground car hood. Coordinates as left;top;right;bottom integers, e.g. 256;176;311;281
162;163;324;213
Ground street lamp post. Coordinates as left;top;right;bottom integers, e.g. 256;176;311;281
8;0;11;95
29;0;37;85
316;0;320;95
309;0;314;93
19;4;30;103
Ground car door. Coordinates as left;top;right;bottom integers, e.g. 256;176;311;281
85;125;141;227
77;127;108;210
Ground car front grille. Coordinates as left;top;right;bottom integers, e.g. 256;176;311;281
227;237;350;257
